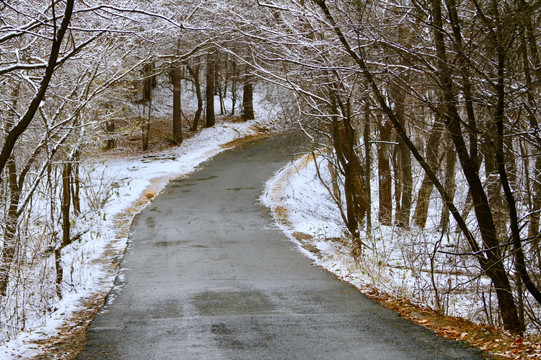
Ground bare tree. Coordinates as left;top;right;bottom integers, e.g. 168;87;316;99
0;0;75;178
205;52;216;127
246;0;540;333
171;66;183;144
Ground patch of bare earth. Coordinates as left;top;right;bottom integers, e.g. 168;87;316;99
98;114;198;158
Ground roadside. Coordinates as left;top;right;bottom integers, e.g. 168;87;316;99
7;119;539;359
77;134;484;360
262;153;541;360
2;117;266;359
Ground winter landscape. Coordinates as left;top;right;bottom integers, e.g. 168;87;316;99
1;1;540;359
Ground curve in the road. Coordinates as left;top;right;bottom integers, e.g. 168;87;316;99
78;136;484;360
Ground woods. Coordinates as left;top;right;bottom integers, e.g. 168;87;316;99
247;0;541;333
0;0;540;346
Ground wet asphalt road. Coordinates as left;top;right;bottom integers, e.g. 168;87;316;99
78;136;484;359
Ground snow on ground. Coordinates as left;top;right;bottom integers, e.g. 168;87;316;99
261;153;540;334
261;154;371;283
261;154;346;258
0;120;259;359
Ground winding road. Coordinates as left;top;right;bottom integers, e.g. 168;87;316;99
78;136;484;359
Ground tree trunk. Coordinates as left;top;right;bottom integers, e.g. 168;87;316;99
363;104;372;234
71;149;81;216
205;53;216;127
187;64;202;131
482;132;506;241
172;66;183;144
142;103;151;151
61;161;71;250
54;246;63;299
242;77;254;121
397;136;413;227
439;137;457;232
392;143;401;219
377;117;393;226
431;0;522;333
142;64;153;150
0;158;20;296
218;86;225;115
231;60;238;116
104;119;116;150
217;59;226;115
414;114;443;228
55;160;73;298
531;156;541;270
393;86;412;228
142;63;156;103
330;95;368;241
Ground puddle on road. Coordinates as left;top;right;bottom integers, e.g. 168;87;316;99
153;240;210;249
193;291;276;316
170;175;219;188
145;216;156;228
149;299;183;319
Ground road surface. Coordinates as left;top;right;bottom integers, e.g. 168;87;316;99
78;136;484;359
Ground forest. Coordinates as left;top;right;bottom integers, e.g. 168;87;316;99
0;0;540;349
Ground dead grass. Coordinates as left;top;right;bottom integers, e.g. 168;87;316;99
100;113;242;158
30;295;107;360
367;289;541;359
221;132;272;148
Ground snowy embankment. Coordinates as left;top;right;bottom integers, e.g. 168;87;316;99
1;121;258;359
261;154;366;281
262;155;541;357
261;153;540;333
